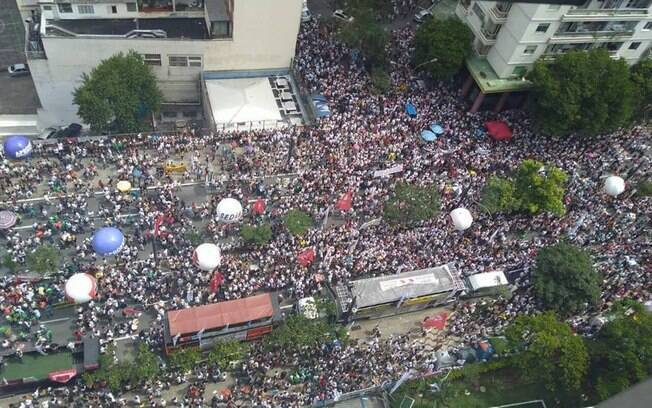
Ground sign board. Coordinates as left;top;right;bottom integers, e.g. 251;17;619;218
373;164;404;178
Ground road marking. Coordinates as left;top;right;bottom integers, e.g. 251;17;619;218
41;317;70;324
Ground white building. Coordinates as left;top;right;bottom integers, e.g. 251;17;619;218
455;0;652;112
20;0;303;129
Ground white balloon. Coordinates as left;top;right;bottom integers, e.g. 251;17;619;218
450;207;473;231
216;198;243;223
604;175;625;197
65;273;97;304
194;243;221;271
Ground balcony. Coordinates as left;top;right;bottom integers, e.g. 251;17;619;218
489;2;511;22
563;8;648;21
481;27;500;40
550;29;635;42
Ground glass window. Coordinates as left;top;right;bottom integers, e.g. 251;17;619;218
644;22;652;30
628;42;641;50
169;56;188;67
188;56;202;67
58;3;72;13
162;112;178;118
143;54;161;66
523;45;537;55
77;5;94;14
43;5;52;10
536;23;550;33
472;4;485;22
127;2;137;12
182;111;197;118
512;66;527;77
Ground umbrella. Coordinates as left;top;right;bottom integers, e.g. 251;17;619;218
116;180;132;193
405;102;417;117
252;198;266;215
485;121;513;141
297;248;316;267
420;130;437;142
430;123;444;135
0;210;17;229
335;191;353;211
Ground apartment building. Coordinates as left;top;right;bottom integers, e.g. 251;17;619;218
20;0;303;128
455;0;652;112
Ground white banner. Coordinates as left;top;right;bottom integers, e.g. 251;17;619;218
379;274;439;291
373;164;404;178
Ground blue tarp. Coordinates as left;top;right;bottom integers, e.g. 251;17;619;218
312;95;331;118
420;130;437;142
430;123;444;135
406;102;417;117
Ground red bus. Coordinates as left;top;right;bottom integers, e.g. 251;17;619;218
163;292;281;354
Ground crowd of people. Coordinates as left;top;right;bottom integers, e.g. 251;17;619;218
1;14;650;408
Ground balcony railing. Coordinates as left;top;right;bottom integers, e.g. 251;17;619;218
481;27;500;40
26;50;46;60
567;8;648;16
555;30;634;37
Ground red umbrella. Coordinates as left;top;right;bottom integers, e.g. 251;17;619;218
209;271;224;293
297;248;316;267
421;312;449;330
485;121;513;141
252;198;265;215
335;191;353;211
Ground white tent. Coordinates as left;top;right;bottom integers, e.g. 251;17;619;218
205;77;282;126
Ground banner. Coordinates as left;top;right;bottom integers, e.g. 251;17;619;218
373;164;404;178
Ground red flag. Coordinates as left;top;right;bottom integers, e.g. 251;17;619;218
209;271;224;293
252;198;265;215
297;248;316;267
153;215;164;237
335;191;353;211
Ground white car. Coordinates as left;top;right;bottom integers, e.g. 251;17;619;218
332;9;354;23
8;63;30;77
414;9;433;24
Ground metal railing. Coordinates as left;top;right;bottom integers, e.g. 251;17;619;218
554;29;635;37
567;8;648;16
481;27;500;40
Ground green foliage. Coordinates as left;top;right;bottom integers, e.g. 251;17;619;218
283;209;313;236
414;18;473;80
635;180;652;197
73;50;162;133
130;343;161;384
370;67;391;94
489;337;510;356
26;245;60;275
168;347;202;373
83;345;134;391
339;0;392;21
186;230;204;246
588;303;652;401
528;49;635;136
384;182;440;225
1;254;18;274
480;176;516;214
512;159;568;216
630;59;652;122
265;313;342;354
240;224;273;245
337;7;388;69
533;242;599;316
207;340;249;371
505;312;589;393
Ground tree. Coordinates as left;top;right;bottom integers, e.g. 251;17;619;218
168;347;202;373
26;245;60;275
130;343;161;384
370;67;391;94
283;209;313;236
533;242;599;316
73;50;162;133
512;159;568;216
414;18;472;80
265;313;340;354
506;312;589;393
635;180;652;197
480;176;516;214
84;345;134;391
630;59;652;122
337;7;388;69
384;182;440;225
207;340;249;371
528;49;635;136
240;224;273;245
588;302;652;400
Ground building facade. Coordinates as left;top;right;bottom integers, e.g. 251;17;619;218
20;0;302;127
456;0;652;112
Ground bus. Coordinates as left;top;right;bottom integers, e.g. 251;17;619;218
330;263;467;322
163;292;282;354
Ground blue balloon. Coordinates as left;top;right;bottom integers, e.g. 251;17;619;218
3;135;32;160
430;124;444;135
420;130;437;142
91;227;124;256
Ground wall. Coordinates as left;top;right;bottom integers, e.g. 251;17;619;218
32;0;302;126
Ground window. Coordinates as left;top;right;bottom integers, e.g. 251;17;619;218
111;5;118;14
169;56;188;67
626;0;650;8
143;54;161;66
43;5;52;10
78;5;94;14
547;4;561;10
126;2;137;12
58;3;72;13
472;4;485;22
629;42;641;50
512;66;527;77
182;111;197;118
188;56;202;67
536;23;550;33
162;111;178;119
211;21;232;38
644;22;652;30
523;45;537;55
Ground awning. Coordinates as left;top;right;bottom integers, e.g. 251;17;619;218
205;77;282;126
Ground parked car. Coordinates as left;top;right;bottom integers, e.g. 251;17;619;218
332;9;354;23
414;9;433;24
37;123;82;140
8;63;30;77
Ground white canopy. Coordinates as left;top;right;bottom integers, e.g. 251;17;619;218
205;77;282;126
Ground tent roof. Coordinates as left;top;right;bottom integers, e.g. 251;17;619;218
467;271;508;291
205;77;282;125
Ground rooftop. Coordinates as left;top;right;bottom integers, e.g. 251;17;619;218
46;18;208;39
466;55;533;94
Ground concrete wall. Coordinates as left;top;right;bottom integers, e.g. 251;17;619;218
31;0;302;126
